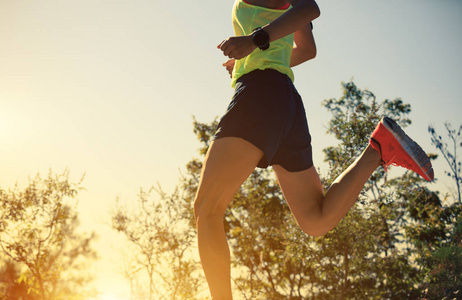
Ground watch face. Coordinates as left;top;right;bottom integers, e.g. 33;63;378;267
253;29;269;49
254;32;268;46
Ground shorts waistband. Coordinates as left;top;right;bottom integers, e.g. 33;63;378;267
236;69;291;86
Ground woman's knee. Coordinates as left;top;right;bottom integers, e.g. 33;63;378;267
297;218;332;237
194;191;230;224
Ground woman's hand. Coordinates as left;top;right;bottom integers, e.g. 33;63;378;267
217;35;256;60
222;59;235;78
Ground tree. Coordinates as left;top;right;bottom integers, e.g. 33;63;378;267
428;123;462;203
0;170;97;300
422;217;462;299
421;123;462;298
111;186;202;300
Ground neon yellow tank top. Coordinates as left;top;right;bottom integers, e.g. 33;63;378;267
231;0;294;88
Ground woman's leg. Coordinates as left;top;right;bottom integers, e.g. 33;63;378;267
273;144;381;237
274;116;434;236
194;137;263;300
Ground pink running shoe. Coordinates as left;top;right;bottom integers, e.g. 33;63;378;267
370;117;434;181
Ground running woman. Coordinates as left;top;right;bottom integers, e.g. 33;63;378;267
194;0;434;298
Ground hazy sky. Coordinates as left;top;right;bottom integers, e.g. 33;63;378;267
1;0;461;298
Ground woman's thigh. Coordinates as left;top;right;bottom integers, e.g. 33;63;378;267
273;165;324;229
194;137;264;216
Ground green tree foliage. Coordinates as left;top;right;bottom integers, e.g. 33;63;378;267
419;218;462;300
0;171;97;300
111;186;201;300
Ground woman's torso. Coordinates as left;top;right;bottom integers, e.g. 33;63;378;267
231;0;294;87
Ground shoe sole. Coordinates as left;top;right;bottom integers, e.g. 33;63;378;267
381;117;434;181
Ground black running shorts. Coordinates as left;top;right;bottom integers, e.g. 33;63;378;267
214;69;313;172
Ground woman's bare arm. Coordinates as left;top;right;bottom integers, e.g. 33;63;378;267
290;22;316;67
264;0;319;42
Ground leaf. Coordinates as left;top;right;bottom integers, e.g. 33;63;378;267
17;273;27;284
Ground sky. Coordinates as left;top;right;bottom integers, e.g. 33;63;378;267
1;0;461;298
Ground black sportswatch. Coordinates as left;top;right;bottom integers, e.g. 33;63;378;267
252;27;270;51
